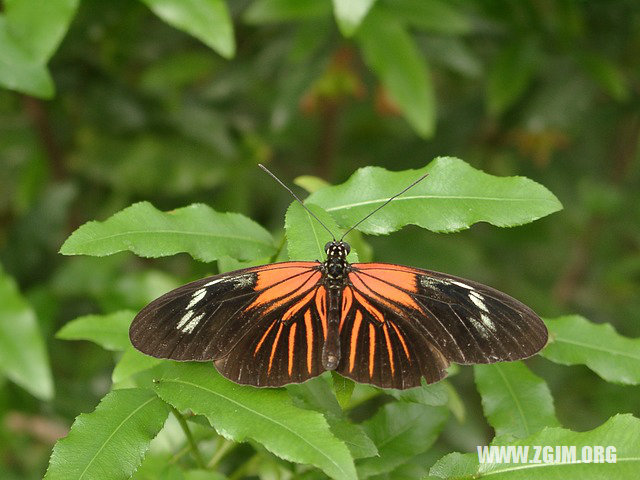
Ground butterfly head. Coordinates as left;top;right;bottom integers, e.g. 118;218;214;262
324;240;351;260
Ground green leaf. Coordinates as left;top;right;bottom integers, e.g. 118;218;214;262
4;0;79;63
487;40;539;115
332;372;355;409
307;157;563;235
56;310;135;351
389;379;449;407
244;0;332;24
430;414;640;479
285;201;359;261
286;376;376;459
357;9;435;137
0;17;54;98
332;0;376;36
357;403;448;477
287;375;343;417
326;417;378;460
156;363;357;480
474;362;560;439
59;201;275;262
45;389;170;480
379;0;471;35
140;0;235;58
542;315;640;385
0;265;53;400
113;347;163;384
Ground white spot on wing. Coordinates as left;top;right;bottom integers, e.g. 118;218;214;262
451;280;472;289
468;290;489;312
481;313;497;332
187;288;207;310
177;311;193;330
181;313;205;334
469;317;490;338
204;273;254;288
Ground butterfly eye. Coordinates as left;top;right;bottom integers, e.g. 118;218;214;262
343;242;351;255
324;242;332;253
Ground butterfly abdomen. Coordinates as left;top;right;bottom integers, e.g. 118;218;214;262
322;288;343;370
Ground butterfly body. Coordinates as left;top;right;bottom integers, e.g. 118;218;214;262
130;240;547;389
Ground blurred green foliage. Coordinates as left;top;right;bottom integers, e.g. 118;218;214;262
1;0;639;479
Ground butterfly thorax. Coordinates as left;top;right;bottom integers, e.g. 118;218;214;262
322;241;351;289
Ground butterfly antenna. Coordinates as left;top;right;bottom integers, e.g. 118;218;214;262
340;171;430;241
258;164;336;241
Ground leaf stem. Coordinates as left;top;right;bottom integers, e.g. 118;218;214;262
207;437;236;469
170;407;206;469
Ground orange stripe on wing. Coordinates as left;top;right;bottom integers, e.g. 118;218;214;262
315;287;327;339
383;323;395;376
268;322;284;374
349;310;363;373
254;263;318;290
254;271;321;312
390;321;411;362
282;288;316;321
254;320;277;356
352;263;418;275
340;287;353;332
350;271;420;311
288;323;297;376
304;309;313;374
352;290;385;323
369;323;376;379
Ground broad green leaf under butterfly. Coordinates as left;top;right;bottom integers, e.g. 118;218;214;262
357;8;435;137
285;201;360;262
357;402;448;477
307;157;562;234
56;310;135;351
140;0;235;58
285;377;377;460
60;201;275;262
155;363;357;480
0;266;53;400
45;388;170;480
542;315;640;385
474;362;560;440
112;347;162;384
430;414;640;479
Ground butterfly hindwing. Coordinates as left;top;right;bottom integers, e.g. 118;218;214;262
337;284;450;389
338;263;547;388
129;262;328;386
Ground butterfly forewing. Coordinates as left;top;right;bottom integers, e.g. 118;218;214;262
337;263;547;388
129;262;328;386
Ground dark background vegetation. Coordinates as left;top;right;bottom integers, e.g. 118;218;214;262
1;0;639;478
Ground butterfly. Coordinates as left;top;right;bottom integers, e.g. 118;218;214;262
129;166;548;390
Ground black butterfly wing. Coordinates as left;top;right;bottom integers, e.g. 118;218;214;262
129;262;328;387
336;263;548;389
